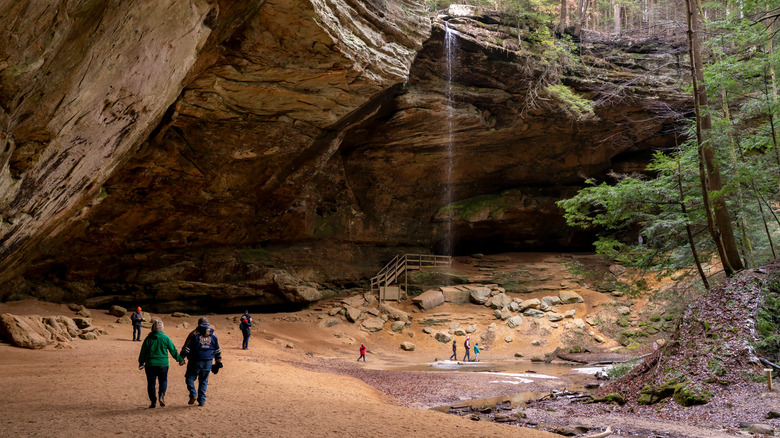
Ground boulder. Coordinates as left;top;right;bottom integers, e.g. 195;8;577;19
342;295;366;309
76;308;91;318
616;305;631;315
563;309;576;318
56;316;79;337
0;314;52;349
453;328;467;336
72;317;92;329
555;425;590;436
79;332;99;340
466;324;477;333
559;290;584;304
317;318;339;328
509;301;519;312
435;331;453;343
541;296;562;306
489;293;512;309
507;315;523;328
170;311;189;318
519;298;541;311
108;305;127;317
363;293;378;307
441;287;470;303
505;337;513;343
345;307;362;323
360;318;384;332
523;308;544;318
379;303;410;323
449;322;461;329
116;316;131;324
747;424;775;435
412;289;445;310
469;288;491;304
422;327;433;334
391;321;405;332
547;313;564;322
328;307;342;316
400;341;415;351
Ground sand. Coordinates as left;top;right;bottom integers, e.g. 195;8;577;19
0;299;560;438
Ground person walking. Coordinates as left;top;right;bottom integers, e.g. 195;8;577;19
357;343;366;362
138;319;184;408
130;307;145;341
180;318;222;406
463;336;471;362
239;312;252;350
449;339;457;360
474;342;480;362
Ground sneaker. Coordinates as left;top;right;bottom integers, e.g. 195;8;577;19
149;402;156;408
198;401;205;406
188;396;196;405
158;395;165;407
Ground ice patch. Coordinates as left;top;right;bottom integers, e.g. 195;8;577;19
483;372;559;380
489;379;533;384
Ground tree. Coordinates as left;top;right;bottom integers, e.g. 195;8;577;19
686;0;745;275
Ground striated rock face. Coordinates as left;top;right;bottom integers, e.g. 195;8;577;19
1;4;689;311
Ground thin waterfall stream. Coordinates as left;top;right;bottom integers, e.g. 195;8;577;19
443;21;457;257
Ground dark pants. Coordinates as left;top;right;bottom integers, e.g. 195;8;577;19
144;366;169;403
132;325;141;341
242;332;250;349
185;360;212;404
450;348;456;360
357;354;365;362
463;349;470;361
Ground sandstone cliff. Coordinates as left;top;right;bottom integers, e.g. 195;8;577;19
0;2;688;311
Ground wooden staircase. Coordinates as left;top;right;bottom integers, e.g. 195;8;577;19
370;254;452;301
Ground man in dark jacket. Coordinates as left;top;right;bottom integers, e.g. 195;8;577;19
239;311;252;350
130;307;145;341
181;318;221;406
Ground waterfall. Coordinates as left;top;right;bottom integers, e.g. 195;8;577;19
443;21;456;257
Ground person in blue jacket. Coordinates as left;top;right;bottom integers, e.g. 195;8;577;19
180;318;222;406
239;311;252;350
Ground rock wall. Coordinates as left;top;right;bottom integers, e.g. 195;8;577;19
0;4;690;311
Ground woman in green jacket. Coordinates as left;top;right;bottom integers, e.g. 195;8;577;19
138;319;184;408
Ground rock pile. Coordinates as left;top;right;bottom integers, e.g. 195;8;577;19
0;312;105;349
322;293;411;338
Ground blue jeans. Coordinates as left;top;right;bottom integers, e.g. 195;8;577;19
144;366;168;402
132;326;141;341
185;360;212;403
242;332;250;349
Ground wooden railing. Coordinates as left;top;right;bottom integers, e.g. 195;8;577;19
370;254;452;300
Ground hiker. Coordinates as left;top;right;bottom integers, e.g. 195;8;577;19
181;318;222;406
463;336;471;361
449;339;457;360
131;306;145;342
474;342;480;362
239;311;252;350
357;343;366;362
138;319;184;408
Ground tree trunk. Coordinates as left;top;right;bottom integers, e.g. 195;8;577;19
685;0;745;275
614;3;622;34
559;0;568;34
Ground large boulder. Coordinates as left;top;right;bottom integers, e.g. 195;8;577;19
559;290;584;304
435;331;453;343
400;341;415;351
469;287;491;304
345;307;362;323
519;298;541;311
507;315;523;328
360;318;384;332
441;287;470;304
108;305;127;317
0;314;52;349
412;289;445;310
379;302;410;323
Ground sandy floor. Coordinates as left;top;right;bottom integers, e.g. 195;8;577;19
0;299;562;438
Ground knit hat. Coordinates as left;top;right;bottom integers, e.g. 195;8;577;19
198;317;209;325
137;306;142;312
151;319;164;332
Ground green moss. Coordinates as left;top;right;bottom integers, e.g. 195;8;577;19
240;246;271;263
587;393;625;405
437;193;507;222
545;84;595;120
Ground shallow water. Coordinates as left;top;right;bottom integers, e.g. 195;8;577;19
388;359;611;411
